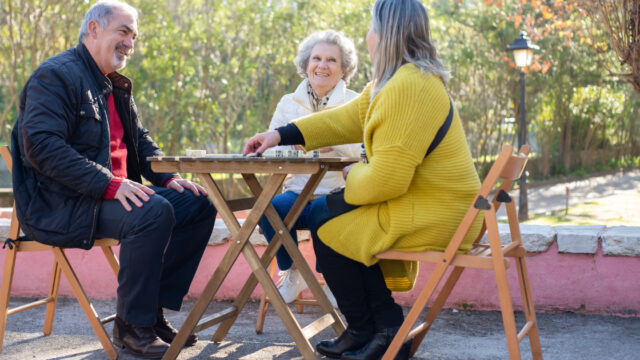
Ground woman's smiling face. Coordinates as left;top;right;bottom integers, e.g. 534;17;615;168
306;42;345;98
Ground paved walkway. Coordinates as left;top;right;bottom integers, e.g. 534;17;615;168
2;298;639;359
498;168;640;220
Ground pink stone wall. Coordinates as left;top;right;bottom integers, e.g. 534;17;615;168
2;241;639;317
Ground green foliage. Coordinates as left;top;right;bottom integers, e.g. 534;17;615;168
0;0;638;172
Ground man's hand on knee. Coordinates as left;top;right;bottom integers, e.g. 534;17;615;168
115;179;155;211
167;178;208;197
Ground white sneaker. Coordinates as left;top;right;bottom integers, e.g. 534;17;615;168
277;269;308;303
323;283;338;308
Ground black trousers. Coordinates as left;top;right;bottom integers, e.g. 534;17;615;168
95;186;216;326
307;191;403;333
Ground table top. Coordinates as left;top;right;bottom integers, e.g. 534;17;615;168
148;155;360;174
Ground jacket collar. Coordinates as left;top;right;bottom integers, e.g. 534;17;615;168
292;78;347;110
76;42;132;96
76;42;112;96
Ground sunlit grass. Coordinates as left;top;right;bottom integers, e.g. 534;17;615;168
522;200;629;226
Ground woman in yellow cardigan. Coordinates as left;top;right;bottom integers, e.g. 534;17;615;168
244;0;481;358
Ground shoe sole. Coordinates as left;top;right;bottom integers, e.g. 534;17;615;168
316;348;344;359
113;337;167;359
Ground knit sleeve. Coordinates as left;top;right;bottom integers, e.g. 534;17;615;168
293;90;365;150
344;70;451;205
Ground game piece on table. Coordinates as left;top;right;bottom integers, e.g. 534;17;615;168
285;149;302;158
186;149;207;157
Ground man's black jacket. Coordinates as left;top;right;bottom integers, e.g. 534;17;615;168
11;43;177;249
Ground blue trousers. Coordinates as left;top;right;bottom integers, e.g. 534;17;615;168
307;194;403;333
95;186;216;326
257;191;322;272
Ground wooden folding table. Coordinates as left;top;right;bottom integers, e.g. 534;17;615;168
148;155;357;360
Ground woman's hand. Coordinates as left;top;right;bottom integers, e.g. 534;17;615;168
243;130;281;156
342;163;356;179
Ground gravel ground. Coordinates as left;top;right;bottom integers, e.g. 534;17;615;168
2;298;639;360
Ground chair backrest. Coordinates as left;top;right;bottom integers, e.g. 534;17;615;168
0;146;21;242
470;144;530;245
0;146;11;174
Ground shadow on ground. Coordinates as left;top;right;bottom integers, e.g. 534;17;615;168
2;298;639;359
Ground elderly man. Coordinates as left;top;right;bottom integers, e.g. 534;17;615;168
10;1;216;358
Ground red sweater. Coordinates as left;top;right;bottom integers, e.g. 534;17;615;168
102;94;127;199
103;94;176;199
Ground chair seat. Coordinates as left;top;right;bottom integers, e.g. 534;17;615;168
376;242;526;270
13;238;119;252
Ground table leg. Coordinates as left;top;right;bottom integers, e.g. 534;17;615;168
268;169;346;335
247;170;345;334
161;173;285;360
241;242;318;359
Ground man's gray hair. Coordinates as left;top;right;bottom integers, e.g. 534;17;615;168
78;0;138;42
294;30;358;84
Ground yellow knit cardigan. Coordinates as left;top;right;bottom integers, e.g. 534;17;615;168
294;64;482;291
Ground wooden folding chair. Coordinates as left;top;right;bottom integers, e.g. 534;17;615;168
255;230;326;334
0;145;121;360
376;145;542;360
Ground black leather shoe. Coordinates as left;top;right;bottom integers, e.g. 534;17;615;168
113;316;169;359
340;327;412;360
316;328;373;359
154;308;198;347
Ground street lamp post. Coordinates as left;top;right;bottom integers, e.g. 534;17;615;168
507;31;538;221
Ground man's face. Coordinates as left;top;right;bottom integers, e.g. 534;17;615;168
89;9;138;74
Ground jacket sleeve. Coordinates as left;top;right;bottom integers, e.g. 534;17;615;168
267;96;294;152
332;143;361;158
131;97;176;187
20;67;113;198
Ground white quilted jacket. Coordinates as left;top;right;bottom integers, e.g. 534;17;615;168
268;78;361;195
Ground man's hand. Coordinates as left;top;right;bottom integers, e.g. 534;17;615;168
243;130;281;156
114;179;155;212
342;163;356;179
167;178;208;196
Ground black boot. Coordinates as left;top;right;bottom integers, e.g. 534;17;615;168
153;307;198;347
316;328;373;359
340;326;412;360
113;316;169;359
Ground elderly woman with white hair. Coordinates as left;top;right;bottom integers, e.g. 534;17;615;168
257;30;361;306
245;0;483;358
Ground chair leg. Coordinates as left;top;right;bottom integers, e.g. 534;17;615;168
515;256;542;359
0;248;18;353
256;292;269;334
410;266;466;356
381;259;454;360
43;260;62;335
295;293;304;314
256;259;277;334
493;260;521;359
52;248;118;360
486;215;522;359
100;246;120;275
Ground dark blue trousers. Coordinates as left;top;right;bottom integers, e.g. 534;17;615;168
257;191;321;272
95;186;216;326
307;193;403;333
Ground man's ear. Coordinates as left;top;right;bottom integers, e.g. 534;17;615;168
87;20;100;38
